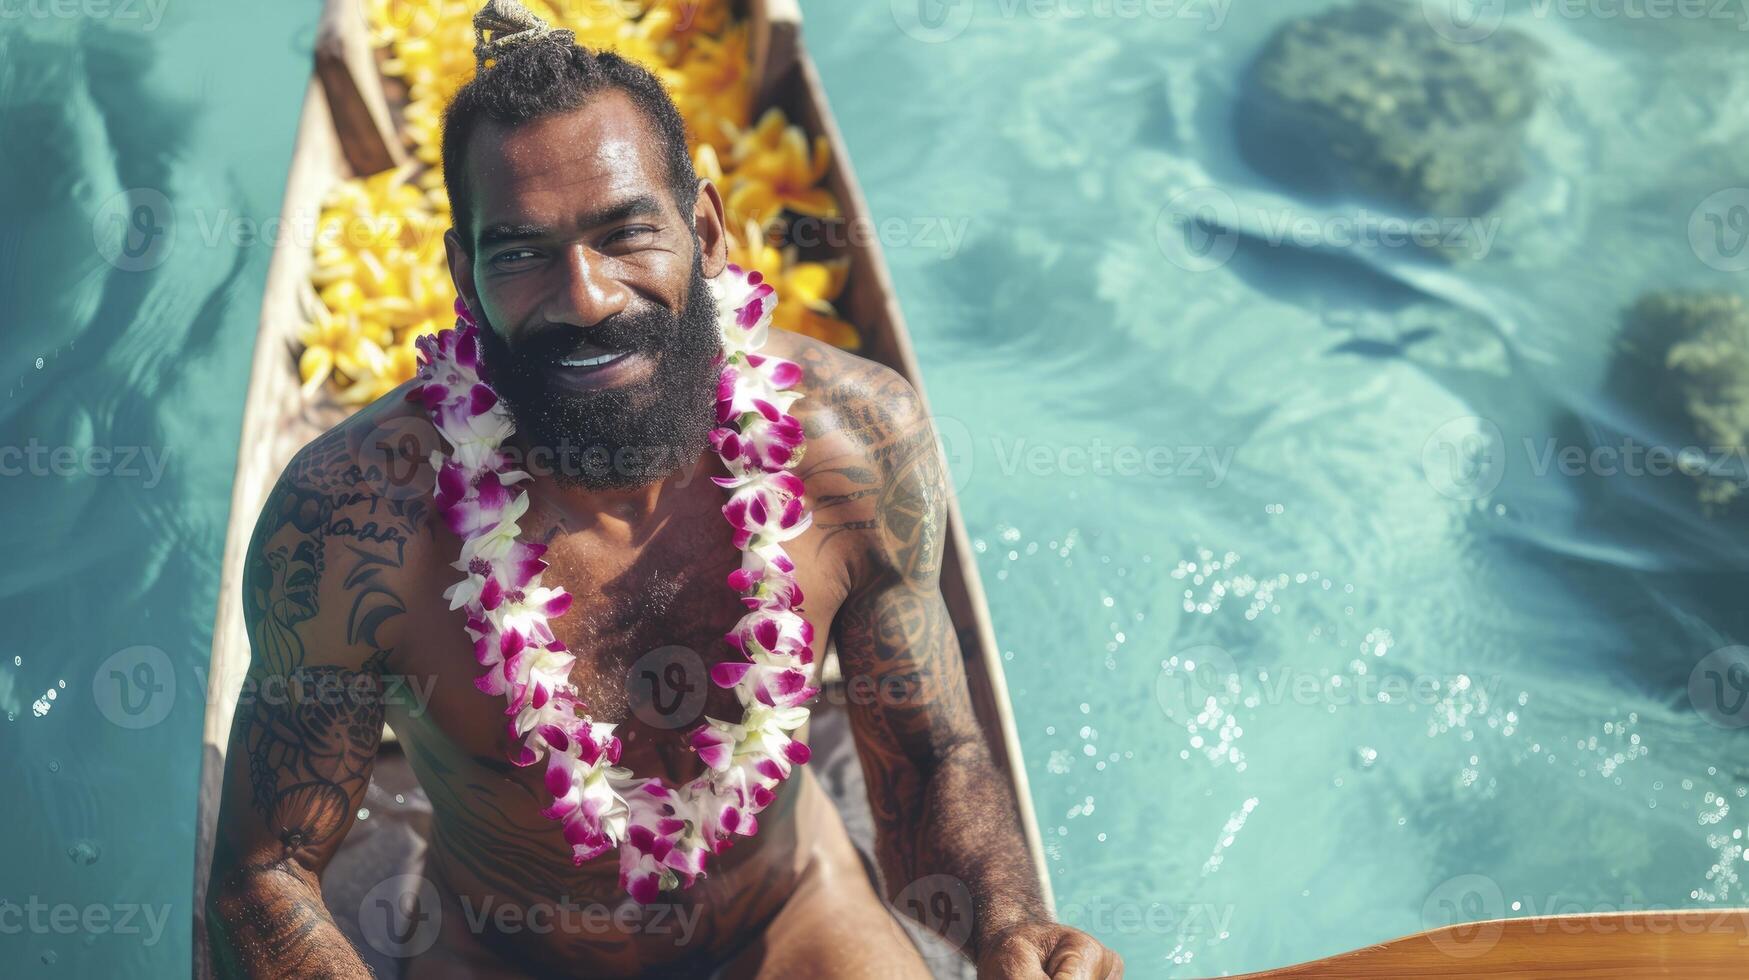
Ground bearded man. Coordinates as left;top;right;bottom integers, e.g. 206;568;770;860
205;4;1121;977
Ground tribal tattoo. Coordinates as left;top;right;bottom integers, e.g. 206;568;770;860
791;339;1047;958
209;419;425;978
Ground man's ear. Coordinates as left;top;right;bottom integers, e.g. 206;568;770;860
443;227;480;321
693;178;729;279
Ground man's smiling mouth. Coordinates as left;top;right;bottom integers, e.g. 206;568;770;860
558;351;628;369
542;345;652;392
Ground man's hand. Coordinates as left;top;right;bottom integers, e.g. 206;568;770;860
977;922;1124;979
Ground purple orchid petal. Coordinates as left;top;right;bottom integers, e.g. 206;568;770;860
711;661;753;688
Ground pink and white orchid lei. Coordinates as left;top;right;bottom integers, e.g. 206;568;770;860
407;265;816;903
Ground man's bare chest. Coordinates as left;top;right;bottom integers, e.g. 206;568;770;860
387;485;847;777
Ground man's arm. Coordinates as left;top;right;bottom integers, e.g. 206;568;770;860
814;362;1122;978
205;431;417;978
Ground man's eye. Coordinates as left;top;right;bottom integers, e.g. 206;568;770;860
605;226;656;246
492;248;538;268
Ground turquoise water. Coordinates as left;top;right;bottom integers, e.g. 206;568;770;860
803;1;1749;976
0;3;314;975
5;0;1749;977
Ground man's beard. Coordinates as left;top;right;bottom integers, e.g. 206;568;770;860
474;259;722;491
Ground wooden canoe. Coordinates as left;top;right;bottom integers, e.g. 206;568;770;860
191;0;1047;976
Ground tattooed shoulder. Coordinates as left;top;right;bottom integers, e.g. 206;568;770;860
775;332;949;591
242;403;435;678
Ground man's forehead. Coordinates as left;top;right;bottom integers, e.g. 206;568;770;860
465;92;672;231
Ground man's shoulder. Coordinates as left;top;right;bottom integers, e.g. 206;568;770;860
245;383;437;650
765;328;931;469
246;381;437;581
765;330;949;587
270;381;441;510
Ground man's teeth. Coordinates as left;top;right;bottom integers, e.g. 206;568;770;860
559;351;625;369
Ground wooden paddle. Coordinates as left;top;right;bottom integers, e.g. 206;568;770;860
1225;909;1749;978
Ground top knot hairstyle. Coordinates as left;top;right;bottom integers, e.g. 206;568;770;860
441;0;699;246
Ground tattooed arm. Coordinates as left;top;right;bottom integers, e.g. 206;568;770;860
805;350;1121;979
206;427;418;978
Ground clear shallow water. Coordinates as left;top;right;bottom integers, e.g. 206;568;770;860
4;1;1748;977
0;4;313;975
802;1;1749;975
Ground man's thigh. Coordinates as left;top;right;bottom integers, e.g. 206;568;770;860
717;779;932;980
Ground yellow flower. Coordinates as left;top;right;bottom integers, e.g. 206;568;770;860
301;169;458;403
375;2;479;106
723;108;838;231
639;0;732;63
727;220;858;349
663;25;750;154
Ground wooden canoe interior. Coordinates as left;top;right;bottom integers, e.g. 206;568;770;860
191;1;1749;976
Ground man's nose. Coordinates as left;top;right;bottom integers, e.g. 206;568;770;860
548;244;630;328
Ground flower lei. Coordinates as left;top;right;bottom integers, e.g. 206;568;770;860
407;265;816;903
